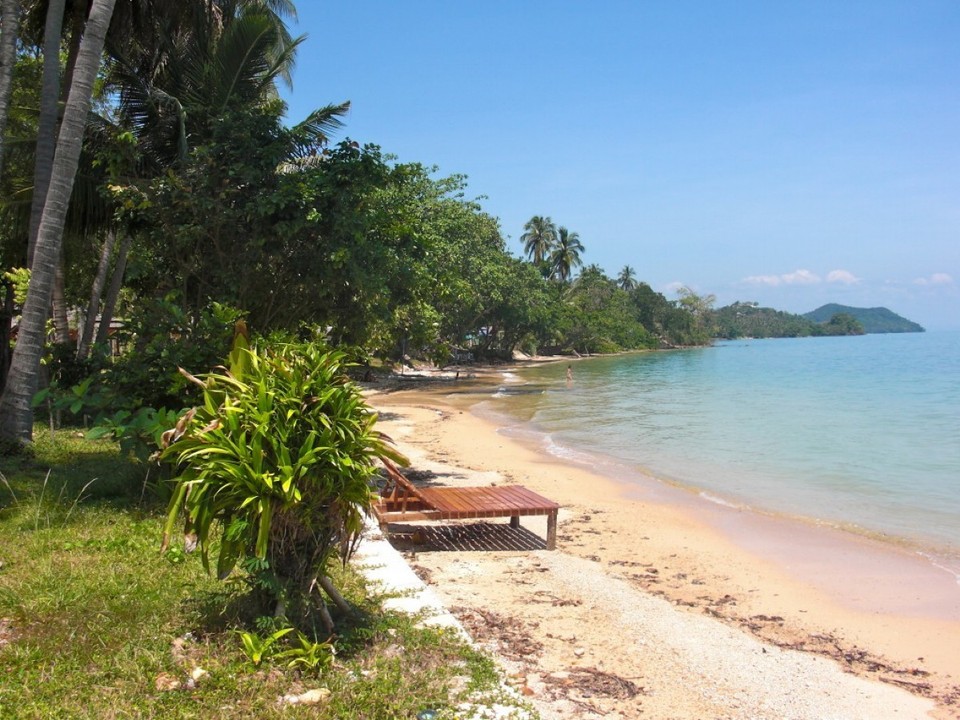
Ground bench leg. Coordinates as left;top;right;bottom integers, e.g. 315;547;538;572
509;515;520;529
546;510;558;550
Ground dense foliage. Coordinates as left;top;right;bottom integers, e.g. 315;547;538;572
803;304;924;333
712;302;865;339
107;115;714;368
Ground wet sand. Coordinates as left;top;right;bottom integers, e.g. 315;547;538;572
367;368;960;719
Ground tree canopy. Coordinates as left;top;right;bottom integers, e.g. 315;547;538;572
0;1;714;445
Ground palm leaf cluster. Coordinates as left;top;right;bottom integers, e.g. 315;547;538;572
108;1;342;172
520;215;584;282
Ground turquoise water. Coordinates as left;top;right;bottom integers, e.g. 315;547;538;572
479;332;960;559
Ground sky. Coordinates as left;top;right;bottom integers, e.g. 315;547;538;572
279;1;960;330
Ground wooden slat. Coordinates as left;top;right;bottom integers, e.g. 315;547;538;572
418;485;559;519
376;461;561;550
375;509;441;523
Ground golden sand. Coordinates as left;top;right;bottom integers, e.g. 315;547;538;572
367;368;959;719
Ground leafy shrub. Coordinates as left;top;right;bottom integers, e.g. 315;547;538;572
160;336;405;627
105;298;243;411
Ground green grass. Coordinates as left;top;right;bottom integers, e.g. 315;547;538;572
0;428;535;719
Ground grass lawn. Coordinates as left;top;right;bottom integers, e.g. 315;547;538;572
0;428;534;719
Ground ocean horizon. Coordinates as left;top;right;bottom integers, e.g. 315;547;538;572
474;331;960;582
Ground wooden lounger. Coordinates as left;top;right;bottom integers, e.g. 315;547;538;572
373;459;560;550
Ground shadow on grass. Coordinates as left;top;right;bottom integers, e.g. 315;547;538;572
0;426;161;511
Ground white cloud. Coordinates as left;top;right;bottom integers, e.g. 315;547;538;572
826;269;860;285
913;273;954;286
742;274;782;286
782;269;820;285
743;269;820;286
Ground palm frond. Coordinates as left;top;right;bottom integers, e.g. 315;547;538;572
286;102;350;158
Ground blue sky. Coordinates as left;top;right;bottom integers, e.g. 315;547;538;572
280;1;959;330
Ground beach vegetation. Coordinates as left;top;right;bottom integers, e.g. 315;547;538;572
0;428;533;719
521;215;558;268
549;226;584;283
159;333;406;633
617;265;638;291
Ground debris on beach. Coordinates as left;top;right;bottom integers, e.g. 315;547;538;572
542;666;644;700
451;606;543;661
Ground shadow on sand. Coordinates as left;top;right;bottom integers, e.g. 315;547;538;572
382;521;547;552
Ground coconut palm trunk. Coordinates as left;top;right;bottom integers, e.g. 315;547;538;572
76;229;118;359
94;232;130;350
0;0;20;181
27;0;68;267
0;0;117;445
52;247;71;344
0;279;13;393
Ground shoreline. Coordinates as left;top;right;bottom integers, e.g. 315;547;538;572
482;395;960;622
479;391;960;587
367;367;960;719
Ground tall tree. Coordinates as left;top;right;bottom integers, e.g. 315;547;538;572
76;228;118;359
617;264;637;291
26;0;67;268
675;286;717;343
108;0;346;323
110;1;309;171
520;215;557;266
81;0;328;349
0;0;117;445
550;226;583;282
0;0;20;181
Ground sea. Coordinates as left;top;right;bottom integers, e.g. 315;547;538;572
474;331;960;582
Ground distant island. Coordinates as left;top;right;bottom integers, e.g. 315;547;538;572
711;302;923;339
802;304;925;334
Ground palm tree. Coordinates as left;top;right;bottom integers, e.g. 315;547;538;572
110;3;307;168
1;0;344;443
24;0;68;268
0;0;117;445
617;265;638;291
0;0;21;182
80;1;345;355
520;215;557;266
550;226;584;282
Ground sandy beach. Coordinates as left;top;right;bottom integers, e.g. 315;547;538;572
367;367;960;719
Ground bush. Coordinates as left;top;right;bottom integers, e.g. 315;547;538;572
160;336;405;629
104;299;243;411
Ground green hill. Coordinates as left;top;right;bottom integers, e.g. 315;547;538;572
803;304;924;333
712;302;864;339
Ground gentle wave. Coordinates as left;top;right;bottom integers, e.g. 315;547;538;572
698;491;745;510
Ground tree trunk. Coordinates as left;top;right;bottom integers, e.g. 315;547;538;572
77;229;117;359
0;0;117;446
27;0;67;268
317;574;353;616
52;246;70;344
0;0;20;181
0;279;13;394
94;232;130;349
